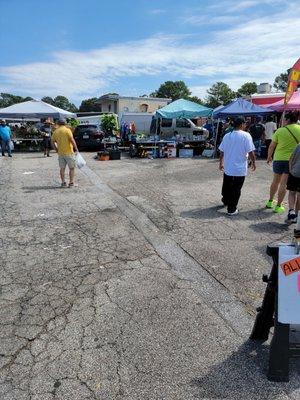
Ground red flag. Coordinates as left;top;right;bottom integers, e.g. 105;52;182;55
284;59;300;105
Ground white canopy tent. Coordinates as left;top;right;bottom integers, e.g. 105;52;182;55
0;100;76;119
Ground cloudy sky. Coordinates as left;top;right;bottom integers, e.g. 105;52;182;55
0;0;299;104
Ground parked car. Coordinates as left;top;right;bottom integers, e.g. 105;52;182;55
73;124;104;151
150;118;209;140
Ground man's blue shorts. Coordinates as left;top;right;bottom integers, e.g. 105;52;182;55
273;160;289;174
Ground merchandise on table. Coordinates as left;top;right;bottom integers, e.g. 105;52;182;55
179;148;194;158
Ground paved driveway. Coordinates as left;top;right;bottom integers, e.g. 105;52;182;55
0;153;299;400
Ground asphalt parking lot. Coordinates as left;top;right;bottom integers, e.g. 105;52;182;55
0;153;299;400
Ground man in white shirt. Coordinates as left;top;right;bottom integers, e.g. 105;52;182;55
264;115;277;154
219;116;256;215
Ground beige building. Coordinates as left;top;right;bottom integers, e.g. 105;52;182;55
97;94;171;115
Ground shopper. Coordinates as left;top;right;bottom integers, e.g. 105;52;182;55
219;116;256;216
249;117;265;156
51;119;78;187
286;142;300;225
264;115;277;155
40;118;53;157
0;119;12;157
223;117;234;135
266;111;300;214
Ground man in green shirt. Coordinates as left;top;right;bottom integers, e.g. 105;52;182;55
266;111;300;215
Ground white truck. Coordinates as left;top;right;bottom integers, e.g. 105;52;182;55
120;112;154;134
76;114;118;129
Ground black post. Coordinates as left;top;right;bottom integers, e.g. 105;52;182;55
267;309;290;381
266;245;290;382
250;245;278;341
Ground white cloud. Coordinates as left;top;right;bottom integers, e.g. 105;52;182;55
149;9;166;14
0;6;299;101
183;14;241;26
227;0;262;11
190;85;211;99
208;0;285;12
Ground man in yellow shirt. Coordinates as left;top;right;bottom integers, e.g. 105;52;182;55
51;119;78;187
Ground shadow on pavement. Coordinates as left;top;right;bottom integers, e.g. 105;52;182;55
249;221;289;233
22;186;62;192
181;205;225;220
181;206;274;221
189;339;297;399
18;155;45;159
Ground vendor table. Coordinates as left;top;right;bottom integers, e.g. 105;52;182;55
99;141;120;150
12;138;43;152
177;140;207;156
129;140;208;158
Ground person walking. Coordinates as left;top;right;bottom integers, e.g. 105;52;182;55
264;115;277;155
51;119;78;187
249;117;265;157
219;116;256;216
266;111;300;214
289;141;300;236
0;119;12;157
40;118;53;157
285;142;300;226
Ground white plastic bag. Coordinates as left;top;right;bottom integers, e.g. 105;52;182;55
76;152;86;169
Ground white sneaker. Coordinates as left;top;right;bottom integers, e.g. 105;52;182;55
227;209;239;216
285;211;297;224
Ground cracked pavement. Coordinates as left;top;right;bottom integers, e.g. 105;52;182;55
0;153;299;399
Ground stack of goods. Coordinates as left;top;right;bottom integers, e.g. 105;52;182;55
166;142;176;158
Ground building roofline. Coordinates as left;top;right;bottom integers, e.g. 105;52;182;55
99;94;172;101
119;96;172;101
251;92;285;98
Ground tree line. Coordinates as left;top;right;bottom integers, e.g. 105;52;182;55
0;70;290;112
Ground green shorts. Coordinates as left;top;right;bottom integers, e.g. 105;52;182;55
58;154;76;169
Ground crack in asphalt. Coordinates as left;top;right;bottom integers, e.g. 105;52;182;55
82;165;254;338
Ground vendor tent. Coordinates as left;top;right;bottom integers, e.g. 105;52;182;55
155;99;212;119
212;105;224;116
0;100;76;119
269;91;300;111
214;98;273;117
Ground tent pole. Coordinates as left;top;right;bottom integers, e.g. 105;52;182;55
211;116;215;140
213;118;220;158
280;110;286;127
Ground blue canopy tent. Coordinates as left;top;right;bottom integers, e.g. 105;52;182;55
212;98;273;158
213;98;273;117
212;105;224;116
155;98;212;119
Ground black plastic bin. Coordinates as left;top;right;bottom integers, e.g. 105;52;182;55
109;149;121;160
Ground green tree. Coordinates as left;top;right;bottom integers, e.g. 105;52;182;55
237;82;257;97
205;82;236;108
41;96;55;105
68;118;80;129
79;97;103;112
0;93;33;108
187;95;204;105
52;96;78;112
101;114;118;135
273;70;290;91
150;80;191;101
